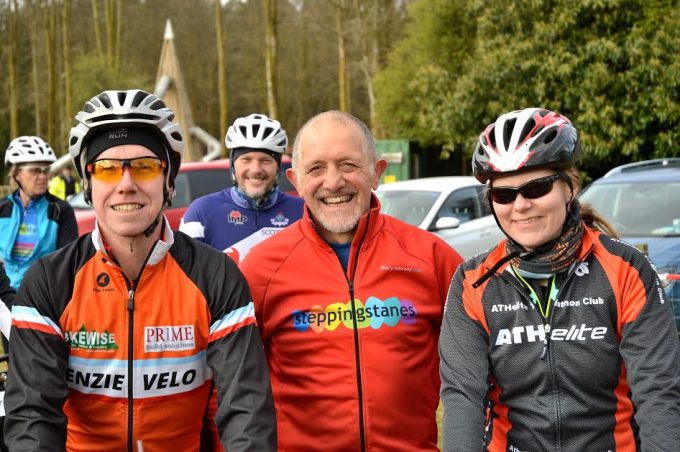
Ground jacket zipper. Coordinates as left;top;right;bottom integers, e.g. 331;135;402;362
126;280;135;452
338;214;371;452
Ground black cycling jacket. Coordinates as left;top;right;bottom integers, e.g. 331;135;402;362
440;226;680;452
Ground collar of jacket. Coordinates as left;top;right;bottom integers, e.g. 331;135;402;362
300;192;384;250
91;216;175;266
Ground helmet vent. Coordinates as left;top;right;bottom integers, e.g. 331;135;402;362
149;99;165;110
487;128;496;149
542;129;558;144
277;138;287;147
503;119;516;146
132;91;147;107
519;118;536;142
239;125;248;136
98;93;113;108
117;91;127;106
252;123;261;137
263;127;274;138
171;131;183;142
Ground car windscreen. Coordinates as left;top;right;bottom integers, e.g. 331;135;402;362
375;189;440;226
579;181;680;236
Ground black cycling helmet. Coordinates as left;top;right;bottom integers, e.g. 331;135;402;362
473;108;581;183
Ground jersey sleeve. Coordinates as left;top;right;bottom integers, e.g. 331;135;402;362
4;260;70;451
439;266;491;451
179;199;208;243
205;254;276;451
618;253;680;450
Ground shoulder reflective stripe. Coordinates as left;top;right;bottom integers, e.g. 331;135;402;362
11;305;63;336
178;220;205;239
209;302;256;342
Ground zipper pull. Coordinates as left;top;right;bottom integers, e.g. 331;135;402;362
128;289;135;312
540;324;551;360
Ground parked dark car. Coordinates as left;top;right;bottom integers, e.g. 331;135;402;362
578;158;680;334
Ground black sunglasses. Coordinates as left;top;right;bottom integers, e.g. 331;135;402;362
489;175;560;205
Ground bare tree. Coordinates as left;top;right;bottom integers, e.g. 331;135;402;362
27;0;42;135
215;0;228;144
62;0;73;149
7;0;20;138
334;0;349;112
105;0;119;71
264;0;278;118
92;0;104;59
44;0;57;145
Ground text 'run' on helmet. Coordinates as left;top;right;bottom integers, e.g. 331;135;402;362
5;136;57;167
68;89;184;180
472;107;581;183
225;114;288;155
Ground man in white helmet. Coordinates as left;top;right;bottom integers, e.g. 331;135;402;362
179;113;303;265
4;90;276;451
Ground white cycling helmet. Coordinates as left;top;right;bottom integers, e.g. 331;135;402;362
5;136;57;167
69;89;184;180
225;113;287;155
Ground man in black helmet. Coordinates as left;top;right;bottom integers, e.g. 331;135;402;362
4;89;276;451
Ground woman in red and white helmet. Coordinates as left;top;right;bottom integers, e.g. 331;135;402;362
439;108;680;451
0;136;78;292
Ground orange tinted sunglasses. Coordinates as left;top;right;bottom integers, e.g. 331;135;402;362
87;157;166;183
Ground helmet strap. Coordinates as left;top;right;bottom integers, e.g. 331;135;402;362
142;186;172;238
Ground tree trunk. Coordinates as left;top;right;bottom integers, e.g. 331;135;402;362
215;0;228;146
28;0;42;136
44;1;57;146
92;0;103;59
115;0;121;73
335;0;349;112
105;0;115;69
264;0;278;119
7;0;19;138
62;0;72;149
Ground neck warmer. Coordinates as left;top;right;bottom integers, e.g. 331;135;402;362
231;185;279;211
508;202;584;278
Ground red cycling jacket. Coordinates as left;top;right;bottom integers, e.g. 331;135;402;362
241;195;463;451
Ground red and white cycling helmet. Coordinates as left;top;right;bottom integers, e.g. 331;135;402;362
5;136;56;167
472;108;581;183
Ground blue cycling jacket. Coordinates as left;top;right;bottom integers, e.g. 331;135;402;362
179;187;303;265
0;190;78;292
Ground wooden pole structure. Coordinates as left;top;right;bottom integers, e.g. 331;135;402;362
155;19;200;162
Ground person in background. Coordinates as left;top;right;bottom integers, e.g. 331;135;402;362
49;164;81;201
241;110;463;450
439;107;680;451
4;89;276;451
0;136;77;293
180;113;303;265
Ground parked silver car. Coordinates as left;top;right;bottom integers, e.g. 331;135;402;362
375;176;504;258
